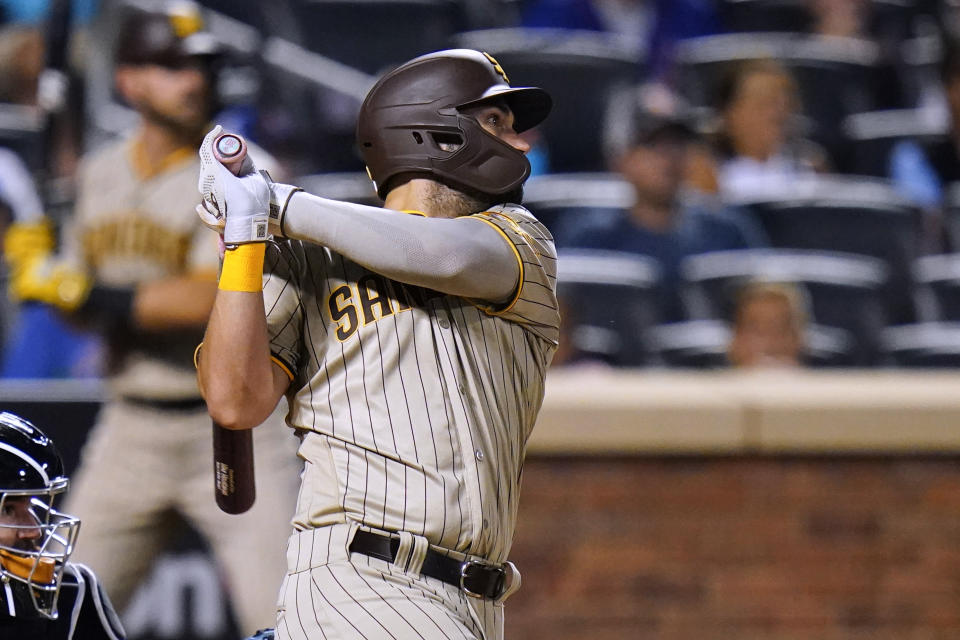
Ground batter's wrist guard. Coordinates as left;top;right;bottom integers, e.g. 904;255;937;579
267;179;302;237
219;243;265;292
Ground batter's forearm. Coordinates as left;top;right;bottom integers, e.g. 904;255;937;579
283;192;518;301
199;290;280;429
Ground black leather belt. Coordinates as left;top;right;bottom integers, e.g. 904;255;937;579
349;529;506;600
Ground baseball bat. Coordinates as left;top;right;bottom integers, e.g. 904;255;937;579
211;131;256;515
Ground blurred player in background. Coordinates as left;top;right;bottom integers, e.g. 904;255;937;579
0;411;125;639
6;5;299;635
195;49;559;639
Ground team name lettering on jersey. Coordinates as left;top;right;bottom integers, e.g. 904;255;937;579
328;276;442;342
83;213;192;272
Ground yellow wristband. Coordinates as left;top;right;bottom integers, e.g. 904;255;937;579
219;244;265;292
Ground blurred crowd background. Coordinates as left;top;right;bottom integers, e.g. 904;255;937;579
4;0;960;375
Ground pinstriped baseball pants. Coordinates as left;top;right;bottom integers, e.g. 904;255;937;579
275;524;505;640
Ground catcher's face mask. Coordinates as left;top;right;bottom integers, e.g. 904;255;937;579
0;483;80;619
0;411;80;619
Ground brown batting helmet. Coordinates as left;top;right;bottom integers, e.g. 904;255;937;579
356;49;552;199
114;3;222;68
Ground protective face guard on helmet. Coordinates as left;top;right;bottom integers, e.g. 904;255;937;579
0;478;80;619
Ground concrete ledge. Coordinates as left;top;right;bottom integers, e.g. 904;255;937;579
530;369;746;453
529;369;960;454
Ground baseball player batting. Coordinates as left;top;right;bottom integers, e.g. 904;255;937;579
195;49;559;640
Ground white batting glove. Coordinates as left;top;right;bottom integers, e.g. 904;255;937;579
197;125;270;244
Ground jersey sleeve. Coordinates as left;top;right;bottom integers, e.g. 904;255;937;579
466;205;560;342
263;240;306;380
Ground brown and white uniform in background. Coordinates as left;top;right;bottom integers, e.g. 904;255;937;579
62;135;301;634
263;204;559;640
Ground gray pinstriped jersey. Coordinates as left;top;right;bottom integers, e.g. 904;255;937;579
263;204;559;563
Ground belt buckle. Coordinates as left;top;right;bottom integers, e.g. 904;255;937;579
459;560;504;599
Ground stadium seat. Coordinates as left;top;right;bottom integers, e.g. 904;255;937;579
196;0;280;30
880;322;960;367
452;28;642;173
913;254;960;322
680;248;889;365
522;173;632;246
645;320;730;368
943;184;960;252
557;248;662;366
673;32;889;160
292;0;467;74
717;0;811;33
839;108;947;177
717;0;928;44
645;319;855;368
897;32;943;110
727;175;922;325
675;32;881;108
0;104;44;173
297;172;382;206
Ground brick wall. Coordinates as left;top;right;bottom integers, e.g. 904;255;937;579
506;456;960;640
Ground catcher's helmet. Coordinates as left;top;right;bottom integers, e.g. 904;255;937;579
357;49;552;199
114;2;223;68
0;412;80;620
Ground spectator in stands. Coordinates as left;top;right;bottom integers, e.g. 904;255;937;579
0;25;44;105
687;59;829;201
806;0;868;39
727;281;807;369
889;36;960;251
566;83;765;323
803;0;906;110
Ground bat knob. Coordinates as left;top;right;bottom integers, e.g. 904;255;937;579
213;133;248;175
215;134;244;159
